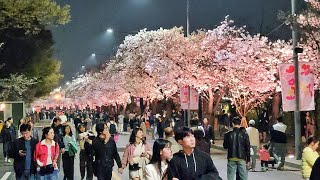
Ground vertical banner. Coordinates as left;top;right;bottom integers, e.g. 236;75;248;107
190;88;199;110
279;63;315;111
180;85;189;110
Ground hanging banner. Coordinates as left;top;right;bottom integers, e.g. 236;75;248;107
279;63;315;111
180;85;189;110
190;88;199;110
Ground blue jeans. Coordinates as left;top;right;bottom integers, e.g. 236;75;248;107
227;160;248;180
36;170;59;180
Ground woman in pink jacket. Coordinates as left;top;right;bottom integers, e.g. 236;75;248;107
122;127;152;180
34;127;60;180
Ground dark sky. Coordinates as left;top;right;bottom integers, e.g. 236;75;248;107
52;0;293;83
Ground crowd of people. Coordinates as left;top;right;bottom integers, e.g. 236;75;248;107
0;107;319;180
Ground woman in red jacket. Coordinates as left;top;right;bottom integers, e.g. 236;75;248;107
34;127;60;179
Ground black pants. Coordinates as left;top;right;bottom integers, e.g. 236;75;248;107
97;168;112;180
123;122;128;132
62;152;74;180
261;160;269;168
157;126;163;138
80;150;93;180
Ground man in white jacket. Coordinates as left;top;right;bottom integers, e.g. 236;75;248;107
246;120;260;171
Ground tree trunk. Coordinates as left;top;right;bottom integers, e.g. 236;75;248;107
271;92;281;124
151;99;158;115
212;92;224;115
208;89;214;126
166;98;174;118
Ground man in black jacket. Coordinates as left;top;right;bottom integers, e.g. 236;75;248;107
270;116;287;170
168;127;222;180
88;123;123;180
223;117;251;180
11;124;38;180
51;117;65;169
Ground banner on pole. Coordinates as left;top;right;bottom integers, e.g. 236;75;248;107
279;63;315;111
180;85;189;110
190;88;199;110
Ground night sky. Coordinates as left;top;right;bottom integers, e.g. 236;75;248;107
52;0;293;83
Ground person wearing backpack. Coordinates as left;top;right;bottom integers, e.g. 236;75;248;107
1;119;16;163
108;117;118;139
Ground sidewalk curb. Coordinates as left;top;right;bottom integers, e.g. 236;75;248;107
212;144;301;169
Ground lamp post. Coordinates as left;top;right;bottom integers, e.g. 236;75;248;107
291;0;302;160
186;0;190;36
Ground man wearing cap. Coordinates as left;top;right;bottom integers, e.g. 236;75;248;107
246;120;260;171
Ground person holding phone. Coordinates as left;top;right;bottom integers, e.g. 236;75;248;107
11;124;38;180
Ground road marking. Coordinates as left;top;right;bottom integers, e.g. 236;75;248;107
0;172;11;180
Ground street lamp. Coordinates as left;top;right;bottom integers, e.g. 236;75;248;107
91;53;96;57
106;28;113;34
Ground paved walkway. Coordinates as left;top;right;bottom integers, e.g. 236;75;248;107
0;120;302;179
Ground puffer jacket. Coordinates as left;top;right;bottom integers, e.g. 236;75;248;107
223;127;250;162
302;147;319;179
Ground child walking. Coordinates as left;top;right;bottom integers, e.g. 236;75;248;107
258;144;270;171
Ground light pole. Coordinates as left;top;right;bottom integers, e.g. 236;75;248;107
291;0;302;160
186;0;190;36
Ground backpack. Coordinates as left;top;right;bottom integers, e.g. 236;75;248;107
109;123;116;135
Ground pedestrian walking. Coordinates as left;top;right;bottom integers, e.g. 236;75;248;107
246;120;259;171
34;127;60;179
51;117;65;169
89;123;123;180
258;144;271;171
302;136;319;179
168;127;221;180
202;118;215;145
122;127;152;180
11;124;38;180
78;124;94;180
1;119;16;163
194;129;210;155
223;117;251;180
62;125;76;180
269;116;287;170
118;114;125;134
310;156;320;180
144;139;172;180
258;108;269;143
164;127;181;155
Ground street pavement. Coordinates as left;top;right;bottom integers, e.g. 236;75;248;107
0;121;303;180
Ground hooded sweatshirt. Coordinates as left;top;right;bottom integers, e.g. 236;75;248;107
168;148;221;180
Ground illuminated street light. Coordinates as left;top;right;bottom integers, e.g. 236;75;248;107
106;28;113;33
91;53;96;57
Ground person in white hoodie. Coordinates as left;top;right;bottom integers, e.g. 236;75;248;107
246;120;260;171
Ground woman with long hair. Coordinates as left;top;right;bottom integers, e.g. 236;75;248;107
144;139;172;180
34;127;60;179
62;125;76;180
122;127;152;180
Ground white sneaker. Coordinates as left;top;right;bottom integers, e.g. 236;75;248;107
7;158;11;163
4;157;7;162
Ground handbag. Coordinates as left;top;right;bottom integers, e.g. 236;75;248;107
68;140;78;156
129;163;140;171
39;164;54;176
38;142;58;176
